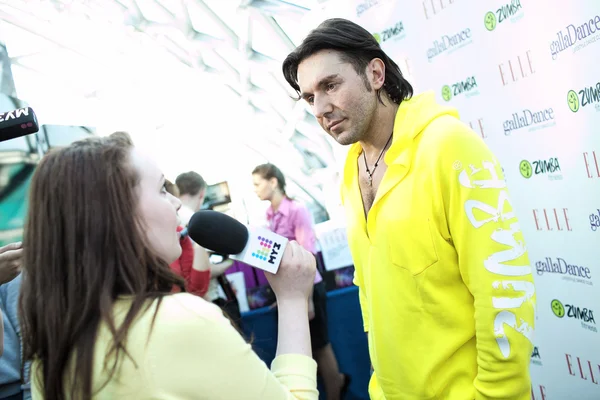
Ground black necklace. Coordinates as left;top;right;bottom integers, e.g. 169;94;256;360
362;132;393;186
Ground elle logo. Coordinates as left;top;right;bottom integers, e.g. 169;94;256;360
532;208;572;231
566;354;600;385
583;151;600;178
468;118;486;138
531;385;547;400
398;57;413;79
498;50;535;86
423;0;456;19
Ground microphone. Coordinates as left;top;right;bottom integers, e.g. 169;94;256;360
187;210;288;274
0;107;39;142
179;227;188;238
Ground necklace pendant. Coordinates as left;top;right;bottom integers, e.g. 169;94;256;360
368;175;373;186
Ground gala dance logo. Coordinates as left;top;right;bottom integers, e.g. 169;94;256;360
550;12;600;60
536;257;592;286
356;0;389;17
503;107;555;136
427;28;472;62
590;209;600;231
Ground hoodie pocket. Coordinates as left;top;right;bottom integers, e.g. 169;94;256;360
388;217;439;276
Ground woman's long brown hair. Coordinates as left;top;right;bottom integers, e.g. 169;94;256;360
19;132;184;399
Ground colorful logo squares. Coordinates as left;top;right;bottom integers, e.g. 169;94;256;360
251;236;273;261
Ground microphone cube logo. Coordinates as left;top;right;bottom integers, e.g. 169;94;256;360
252;236;272;261
252;236;283;265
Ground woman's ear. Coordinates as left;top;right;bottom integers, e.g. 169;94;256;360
269;177;279;190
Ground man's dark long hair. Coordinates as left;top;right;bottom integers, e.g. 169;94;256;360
282;18;413;105
19;132;185;399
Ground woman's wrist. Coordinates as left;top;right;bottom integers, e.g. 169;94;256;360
275;295;311;357
276;295;309;309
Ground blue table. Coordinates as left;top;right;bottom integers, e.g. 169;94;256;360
241;286;370;400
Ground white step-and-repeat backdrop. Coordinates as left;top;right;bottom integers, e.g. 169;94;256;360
306;0;600;398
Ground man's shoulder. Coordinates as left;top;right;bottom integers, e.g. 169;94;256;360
417;115;487;162
420;114;477;147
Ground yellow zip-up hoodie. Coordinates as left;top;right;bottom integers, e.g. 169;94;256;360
342;92;536;400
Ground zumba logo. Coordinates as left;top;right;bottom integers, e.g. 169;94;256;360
568;82;600;112
519;158;562;180
373;21;405;44
531;346;542;366
551;299;597;333
441;76;479;101
484;0;523;31
551;299;565;317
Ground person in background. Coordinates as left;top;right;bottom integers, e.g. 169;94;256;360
174;171;206;224
175;171;240;325
0;242;31;400
164;180;211;297
283;18;535;400
19;132;319;399
252;163;349;400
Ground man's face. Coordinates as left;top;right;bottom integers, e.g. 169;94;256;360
297;50;377;145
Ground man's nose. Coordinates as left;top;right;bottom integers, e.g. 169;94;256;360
313;95;333;119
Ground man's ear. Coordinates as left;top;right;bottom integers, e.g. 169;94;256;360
369;58;386;91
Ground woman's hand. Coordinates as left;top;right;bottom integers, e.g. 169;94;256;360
0;242;23;285
265;241;316;303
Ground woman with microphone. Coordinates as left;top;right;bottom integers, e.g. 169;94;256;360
19;132;318;399
252;163;349;400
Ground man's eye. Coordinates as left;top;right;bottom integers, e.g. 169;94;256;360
307;96;314;105
327;83;336;91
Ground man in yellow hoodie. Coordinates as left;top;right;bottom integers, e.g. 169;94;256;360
282;18;536;400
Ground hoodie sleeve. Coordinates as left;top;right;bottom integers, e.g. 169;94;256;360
436;123;536;400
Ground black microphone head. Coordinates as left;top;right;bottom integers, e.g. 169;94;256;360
0;107;39;143
187;210;248;255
